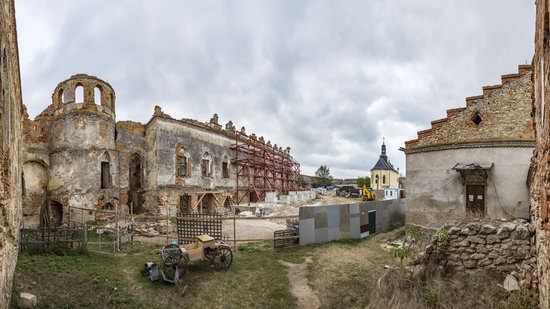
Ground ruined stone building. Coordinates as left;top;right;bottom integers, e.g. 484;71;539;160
0;0;23;306
529;0;550;306
21;73;301;227
403;65;534;230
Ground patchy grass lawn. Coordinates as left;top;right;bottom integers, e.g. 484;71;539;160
9;229;402;308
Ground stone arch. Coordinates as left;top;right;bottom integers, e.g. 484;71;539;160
94;85;102;105
23;160;49;228
176;146;190;178
100;151;112;189
57;88;64;105
75;83;84;103
110;92;115;112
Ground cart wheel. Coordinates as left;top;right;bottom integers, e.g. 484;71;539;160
163;250;181;267
216;247;233;271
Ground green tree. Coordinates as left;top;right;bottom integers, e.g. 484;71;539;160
315;165;333;187
357;176;371;188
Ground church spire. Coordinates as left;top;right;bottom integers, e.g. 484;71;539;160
381;137;387;159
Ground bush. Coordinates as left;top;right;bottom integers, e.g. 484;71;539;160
436;229;451;248
390;246;411;265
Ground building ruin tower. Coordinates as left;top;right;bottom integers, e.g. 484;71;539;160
47;74;118;223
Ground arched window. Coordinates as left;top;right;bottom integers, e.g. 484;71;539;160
110;93;115;111
100;152;112;189
75;84;84;103
382;175;386;185
176;146;190;177
375;175;379;184
222;155;230;178
201;152;212;177
58;88;64;104
94;86;102;105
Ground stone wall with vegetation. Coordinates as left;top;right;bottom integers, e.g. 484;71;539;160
420;220;538;291
0;0;23;306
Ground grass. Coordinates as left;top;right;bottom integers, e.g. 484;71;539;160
11;241;297;308
11;227;531;309
367;264;539;309
10;230;399;309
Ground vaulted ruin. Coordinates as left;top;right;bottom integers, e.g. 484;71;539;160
21;74;302;227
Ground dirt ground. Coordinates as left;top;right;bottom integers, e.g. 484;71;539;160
224;195;361;242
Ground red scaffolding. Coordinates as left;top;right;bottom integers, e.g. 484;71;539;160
231;131;301;204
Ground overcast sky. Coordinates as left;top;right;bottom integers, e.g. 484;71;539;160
15;1;535;178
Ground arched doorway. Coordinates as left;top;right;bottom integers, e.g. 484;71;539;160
23;161;48;228
128;153;144;213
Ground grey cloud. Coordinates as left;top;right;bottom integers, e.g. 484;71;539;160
15;0;534;178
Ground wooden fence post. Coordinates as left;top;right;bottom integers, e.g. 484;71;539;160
232;205;237;251
83;222;88;254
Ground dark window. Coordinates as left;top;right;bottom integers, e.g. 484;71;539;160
382;175;386;184
222;162;229;178
179;195;191;213
102;203;114;211
101;161;111;189
21;172;25;196
177;156;188;177
472;113;482;125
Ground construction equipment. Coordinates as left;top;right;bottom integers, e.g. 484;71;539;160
362;185;376;201
143;234;233;285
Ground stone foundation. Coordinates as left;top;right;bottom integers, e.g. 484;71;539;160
420;220;538;291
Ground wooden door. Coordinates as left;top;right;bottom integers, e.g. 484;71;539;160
466;185;485;216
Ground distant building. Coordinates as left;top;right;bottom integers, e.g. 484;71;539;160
370;141;399;191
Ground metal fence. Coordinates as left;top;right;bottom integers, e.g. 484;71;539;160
176;212;223;244
20;223;87;253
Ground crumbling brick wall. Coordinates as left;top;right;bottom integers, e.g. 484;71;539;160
0;0;23;306
531;1;550;307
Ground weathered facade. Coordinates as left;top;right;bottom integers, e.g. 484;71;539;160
403;65;535;230
22;74;301;227
0;0;23;306
529;0;550;306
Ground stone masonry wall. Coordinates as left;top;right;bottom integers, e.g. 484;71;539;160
0;0;23;307
422;220;538;291
531;0;550;307
405;65;534;151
